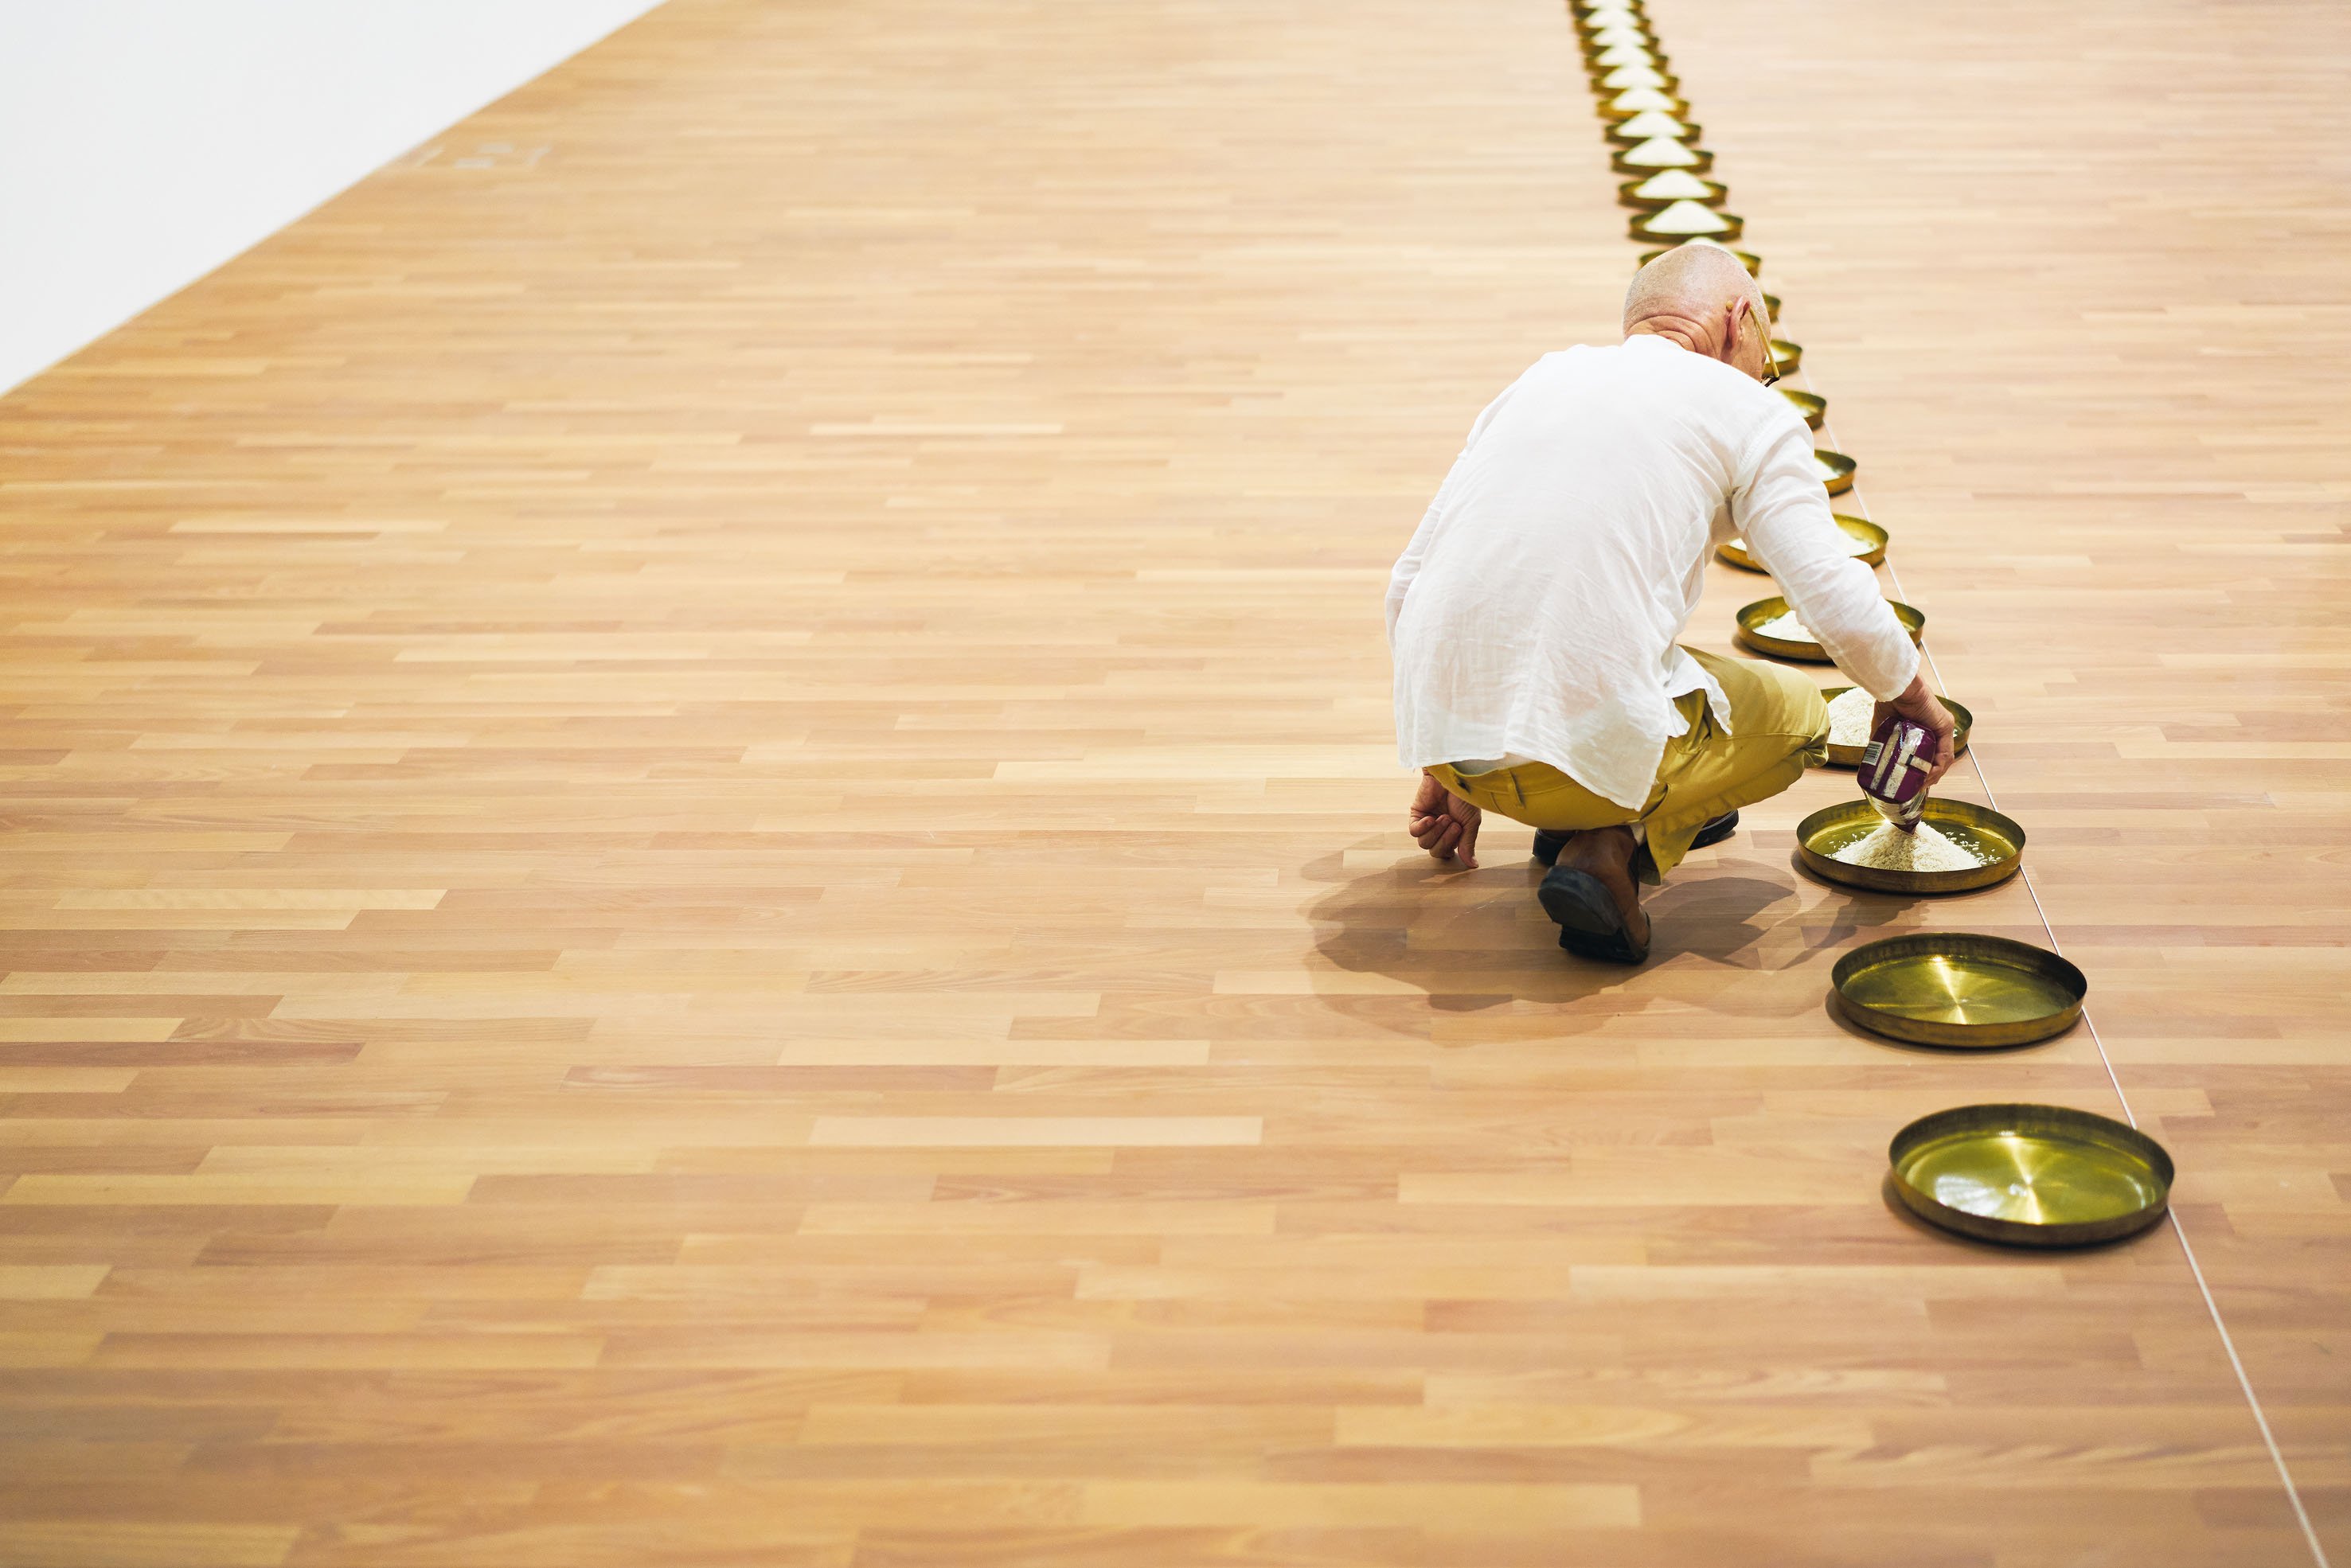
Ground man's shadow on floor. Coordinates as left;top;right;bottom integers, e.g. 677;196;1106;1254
1303;834;1908;1032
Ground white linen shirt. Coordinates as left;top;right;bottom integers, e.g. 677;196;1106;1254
1387;335;1919;809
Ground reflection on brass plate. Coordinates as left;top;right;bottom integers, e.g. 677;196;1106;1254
1769;338;1802;376
1716;513;1884;572
1834;934;2079;1047
1735;594;1922;663
1813;448;1855;494
1889;1104;2170;1246
1618;170;1727;211
1819;685;1967;766
1630;201;1741;243
1794;797;2021;895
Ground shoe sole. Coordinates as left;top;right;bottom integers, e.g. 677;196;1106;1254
1537;866;1649;965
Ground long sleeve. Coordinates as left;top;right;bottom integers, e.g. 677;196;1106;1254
1734;415;1919;700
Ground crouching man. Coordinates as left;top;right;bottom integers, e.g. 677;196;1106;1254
1387;244;1955;963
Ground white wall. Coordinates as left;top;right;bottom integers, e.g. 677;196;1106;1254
0;0;666;395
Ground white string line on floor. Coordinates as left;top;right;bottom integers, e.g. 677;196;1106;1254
1811;392;2331;1568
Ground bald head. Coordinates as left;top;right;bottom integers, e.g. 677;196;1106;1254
1622;242;1773;381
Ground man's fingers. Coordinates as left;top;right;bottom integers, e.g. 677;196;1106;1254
1459;812;1481;869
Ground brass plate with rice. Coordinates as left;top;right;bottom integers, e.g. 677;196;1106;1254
1794;798;2024;895
1630;202;1741;243
1834;934;2083;1049
1779;387;1823;427
1607;111;1700;146
1735;593;1921;661
1598;88;1689;123
1618;171;1727;212
1718;513;1886;572
1615;139;1714;177
1813;447;1855;494
1818;685;1970;766
1584;43;1661;70
1593;64;1679;96
1888;1103;2171;1246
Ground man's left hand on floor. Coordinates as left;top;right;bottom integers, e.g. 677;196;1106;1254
1409;770;1482;869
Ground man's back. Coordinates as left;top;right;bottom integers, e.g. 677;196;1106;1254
1388;334;1808;809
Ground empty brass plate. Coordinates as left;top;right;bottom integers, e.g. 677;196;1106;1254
1836;934;2082;1048
1574;0;1645;19
1618;172;1727;211
1717;513;1886;572
1795;797;2023;895
1889;1104;2170;1246
1630;202;1741;242
1818;685;1971;766
1638;240;1758;275
1613;138;1713;176
1814;448;1856;494
1770;339;1802;376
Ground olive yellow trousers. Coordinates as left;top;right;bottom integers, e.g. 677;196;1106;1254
1427;648;1829;885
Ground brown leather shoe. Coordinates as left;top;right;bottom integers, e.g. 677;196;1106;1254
1537;825;1651;964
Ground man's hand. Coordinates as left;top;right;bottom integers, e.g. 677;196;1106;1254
1873;674;1958;786
1409;770;1482;869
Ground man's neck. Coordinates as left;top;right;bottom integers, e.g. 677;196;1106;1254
1623;318;1710;356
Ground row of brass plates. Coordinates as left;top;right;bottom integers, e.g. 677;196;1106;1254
1718;513;1886;571
1578;2;2166;1253
1818;685;1973;766
1735;594;1922;661
1797;797;2025;895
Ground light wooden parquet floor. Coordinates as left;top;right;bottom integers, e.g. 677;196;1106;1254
0;1;2343;1564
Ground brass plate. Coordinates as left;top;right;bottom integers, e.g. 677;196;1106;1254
1835;934;2081;1049
1770;338;1802;376
1597;88;1688;123
1779;387;1825;428
1819;685;1970;766
1889;1104;2170;1246
1618;174;1727;212
1584;43;1661;70
1736;593;1923;663
1613;139;1712;177
1593;63;1679;95
1717;513;1885;572
1630;204;1742;243
1607;111;1700;146
1573;0;1644;18
1763;291;1783;322
1795;797;2023;895
1638;240;1757;275
1814;447;1856;494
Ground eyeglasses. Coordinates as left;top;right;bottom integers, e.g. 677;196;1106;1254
1755;308;1780;386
